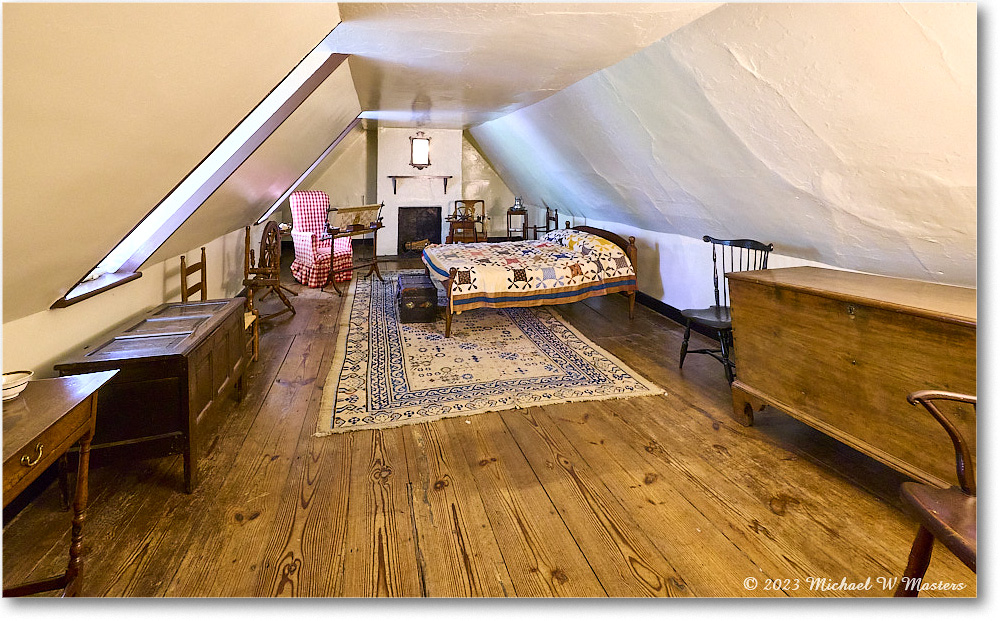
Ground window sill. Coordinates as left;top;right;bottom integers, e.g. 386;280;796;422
50;271;142;309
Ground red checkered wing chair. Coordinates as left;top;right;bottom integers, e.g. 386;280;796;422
289;191;332;287
330;236;353;284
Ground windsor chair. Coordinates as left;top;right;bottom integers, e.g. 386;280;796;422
679;236;772;383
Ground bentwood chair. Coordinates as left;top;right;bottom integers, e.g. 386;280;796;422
180;247;207;302
894;390;977;596
679;236;772;383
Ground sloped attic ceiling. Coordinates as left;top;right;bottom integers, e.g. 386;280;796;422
331;3;974;287
3;1;976;330
147;62;360;265
2;3;344;322
469;2;976;286
332;2;720;128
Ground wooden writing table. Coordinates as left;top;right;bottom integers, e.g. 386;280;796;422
323;221;386;296
3;370;118;596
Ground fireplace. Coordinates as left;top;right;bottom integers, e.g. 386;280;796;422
397;206;442;257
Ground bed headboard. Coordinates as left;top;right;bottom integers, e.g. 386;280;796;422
567;221;638;274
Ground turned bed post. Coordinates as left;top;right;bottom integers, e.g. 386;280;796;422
446;267;458;338
627;235;637;319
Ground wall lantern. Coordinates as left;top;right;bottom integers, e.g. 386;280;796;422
410;131;431;169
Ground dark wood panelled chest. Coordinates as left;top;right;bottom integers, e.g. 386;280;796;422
54;299;247;492
728;267;976;488
398;273;438;323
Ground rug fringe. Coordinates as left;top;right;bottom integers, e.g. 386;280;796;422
316;275;361;435
313;388;665;436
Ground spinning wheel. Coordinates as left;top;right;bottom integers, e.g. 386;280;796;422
244;222;296;321
446;199;485;243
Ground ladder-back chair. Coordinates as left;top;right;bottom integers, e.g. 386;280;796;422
180;247;207;302
679;236;772;383
530;207;559;240
895;390;977;596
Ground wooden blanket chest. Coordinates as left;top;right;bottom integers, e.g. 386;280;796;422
727;267;976;488
54;299;247;492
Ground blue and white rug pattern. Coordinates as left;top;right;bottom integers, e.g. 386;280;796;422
316;272;663;434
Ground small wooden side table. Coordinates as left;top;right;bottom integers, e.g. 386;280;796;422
3;370;118;597
507;208;528;240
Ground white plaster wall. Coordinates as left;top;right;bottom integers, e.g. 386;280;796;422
462;133;515;237
148;61;361;265
305;126;370;208
568;215;838;311
375;127;464;255
288;125;371;222
2;227;256;378
2;3;342;321
470;3;976;287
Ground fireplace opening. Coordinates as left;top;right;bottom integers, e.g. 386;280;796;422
398;206;442;257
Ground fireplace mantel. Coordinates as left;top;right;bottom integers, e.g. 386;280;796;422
387;175;453;194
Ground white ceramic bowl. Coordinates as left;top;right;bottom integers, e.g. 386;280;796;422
2;370;34;401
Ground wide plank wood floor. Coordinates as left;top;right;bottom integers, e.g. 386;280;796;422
2;257;976;598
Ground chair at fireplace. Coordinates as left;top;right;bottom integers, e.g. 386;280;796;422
446;199;486;243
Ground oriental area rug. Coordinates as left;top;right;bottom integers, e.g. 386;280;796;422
316;271;663;435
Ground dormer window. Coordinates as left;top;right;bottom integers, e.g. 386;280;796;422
52;39;347;308
410;131;430;169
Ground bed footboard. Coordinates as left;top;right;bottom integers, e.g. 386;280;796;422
568;221;638;319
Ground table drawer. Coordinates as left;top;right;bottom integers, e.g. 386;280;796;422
3;399;92;499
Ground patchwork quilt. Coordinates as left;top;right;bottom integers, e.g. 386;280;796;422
422;229;636;312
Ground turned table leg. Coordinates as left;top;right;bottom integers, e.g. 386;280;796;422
63;429;94;596
894;526;935;597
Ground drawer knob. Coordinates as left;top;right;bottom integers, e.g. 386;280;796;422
20;443;44;467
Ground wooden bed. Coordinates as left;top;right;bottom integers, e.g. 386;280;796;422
422;223;638;337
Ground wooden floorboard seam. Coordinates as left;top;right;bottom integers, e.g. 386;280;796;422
405;480;431;597
499;408;689;597
496;410;611;595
